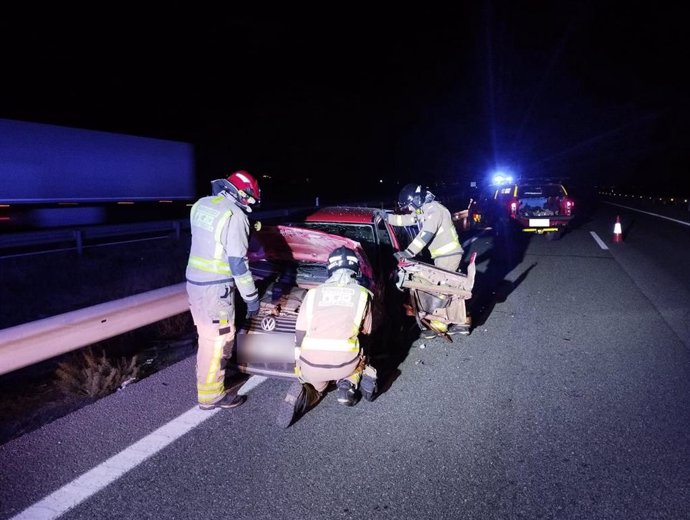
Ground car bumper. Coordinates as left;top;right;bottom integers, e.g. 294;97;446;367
514;216;572;232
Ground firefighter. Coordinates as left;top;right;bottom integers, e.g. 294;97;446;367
388;183;468;334
185;170;261;410
277;246;375;428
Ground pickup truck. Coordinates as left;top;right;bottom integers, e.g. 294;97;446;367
511;181;574;240
469;179;574;240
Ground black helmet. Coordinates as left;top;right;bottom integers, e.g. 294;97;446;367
398;183;424;209
327;246;359;277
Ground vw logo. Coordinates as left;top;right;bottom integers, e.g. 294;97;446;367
260;316;276;331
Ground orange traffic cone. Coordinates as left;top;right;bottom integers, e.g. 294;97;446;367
613;215;623;243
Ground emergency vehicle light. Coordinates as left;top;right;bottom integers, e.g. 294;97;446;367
491;172;513;186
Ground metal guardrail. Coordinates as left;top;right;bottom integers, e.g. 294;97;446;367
0;283;189;376
0;202;410;376
0;206;322;256
0;206;325;376
0;220;190;255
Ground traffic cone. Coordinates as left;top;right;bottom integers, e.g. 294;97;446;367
613;216;623;243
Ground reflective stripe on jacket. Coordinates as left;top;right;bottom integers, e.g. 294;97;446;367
296;275;372;355
406;201;462;259
387;212;418;227
185;194;251;286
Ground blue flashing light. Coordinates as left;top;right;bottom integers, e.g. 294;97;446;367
491;171;514;186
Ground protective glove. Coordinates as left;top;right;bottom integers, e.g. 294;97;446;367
394;250;413;262
373;209;388;221
245;297;260;319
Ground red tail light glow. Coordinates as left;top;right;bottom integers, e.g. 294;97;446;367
562;199;573;216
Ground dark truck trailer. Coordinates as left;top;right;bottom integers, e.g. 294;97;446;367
0;119;195;229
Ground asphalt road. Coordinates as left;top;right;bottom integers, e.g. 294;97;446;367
1;203;689;520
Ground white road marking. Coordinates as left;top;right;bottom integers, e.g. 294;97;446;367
590;231;608;250
237;375;268;393
603;201;690;227
9;376;267;520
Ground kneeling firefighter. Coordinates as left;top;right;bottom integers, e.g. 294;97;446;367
277;246;378;428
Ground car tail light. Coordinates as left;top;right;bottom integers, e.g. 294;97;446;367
510;200;517;215
564;199;573;215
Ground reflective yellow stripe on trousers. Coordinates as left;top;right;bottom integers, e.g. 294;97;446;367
197;335;226;403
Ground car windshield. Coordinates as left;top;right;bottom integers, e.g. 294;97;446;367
295;222;374;244
293;222;378;265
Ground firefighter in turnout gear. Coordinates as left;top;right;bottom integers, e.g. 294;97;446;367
387;183;469;335
277;246;375;428
186;170;261;410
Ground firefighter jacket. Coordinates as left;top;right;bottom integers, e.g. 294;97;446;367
388;200;463;259
185;193;258;303
295;270;373;369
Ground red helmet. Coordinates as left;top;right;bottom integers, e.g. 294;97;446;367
226;170;261;211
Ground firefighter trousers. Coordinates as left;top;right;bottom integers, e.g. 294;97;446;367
432;253;467;325
186;281;236;405
297;350;364;393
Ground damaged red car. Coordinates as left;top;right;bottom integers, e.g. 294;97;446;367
233;205;477;383
233;206;419;380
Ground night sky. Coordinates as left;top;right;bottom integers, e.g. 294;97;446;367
1;3;688;204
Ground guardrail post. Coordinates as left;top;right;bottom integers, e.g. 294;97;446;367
73;230;83;256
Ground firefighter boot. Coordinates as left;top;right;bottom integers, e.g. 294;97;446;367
199;391;246;410
277;382;321;428
336;379;359;406
447;323;471;335
224;370;251;395
360;365;378;402
447;316;471;336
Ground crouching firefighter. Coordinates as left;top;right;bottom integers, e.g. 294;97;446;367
186;170;262;410
277;246;378;428
387;183;469;335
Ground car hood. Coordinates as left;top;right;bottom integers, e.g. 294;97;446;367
248;224;374;280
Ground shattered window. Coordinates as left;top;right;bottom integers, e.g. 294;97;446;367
297;222;374;244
